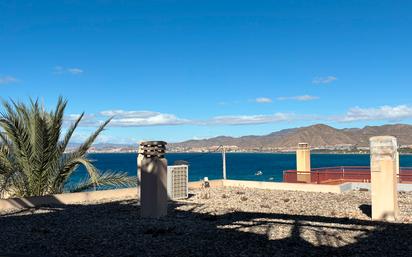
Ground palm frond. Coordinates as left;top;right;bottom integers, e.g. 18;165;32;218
68;171;136;193
76;117;112;156
59;112;84;154
0;97;130;197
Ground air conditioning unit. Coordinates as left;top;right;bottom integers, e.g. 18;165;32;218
167;165;189;200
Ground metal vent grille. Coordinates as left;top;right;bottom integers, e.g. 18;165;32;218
167;165;189;200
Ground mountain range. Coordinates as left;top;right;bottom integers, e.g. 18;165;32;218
170;124;412;149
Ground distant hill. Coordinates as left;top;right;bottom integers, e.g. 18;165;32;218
170;124;412;149
343;124;412;146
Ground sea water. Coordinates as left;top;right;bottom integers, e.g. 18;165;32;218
68;153;412;188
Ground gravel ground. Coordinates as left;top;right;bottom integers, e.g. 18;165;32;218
0;187;411;257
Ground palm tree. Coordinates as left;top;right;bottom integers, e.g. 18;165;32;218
0;97;135;197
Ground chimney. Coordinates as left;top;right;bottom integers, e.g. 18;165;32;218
138;141;168;218
296;143;311;183
370;136;399;221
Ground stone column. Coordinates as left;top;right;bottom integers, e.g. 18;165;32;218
137;153;144;185
396;151;400;176
296;143;311;183
222;146;227;180
138;141;168;218
370;136;399;221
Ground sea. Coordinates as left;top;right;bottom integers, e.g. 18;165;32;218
68;153;412;188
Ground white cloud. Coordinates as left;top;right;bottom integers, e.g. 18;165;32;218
68;109;312;127
92;134;138;144
69;131;137;144
100;110;190;127
277;95;319;101
255;97;272;103
0;75;18;85
66;103;412;130
210;113;297;125
54;66;83;75
64;114;100;127
335;105;412;122
101;110;157;118
67;68;83;74
312;76;337;84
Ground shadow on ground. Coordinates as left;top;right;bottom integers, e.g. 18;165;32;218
0;198;411;257
359;204;372;218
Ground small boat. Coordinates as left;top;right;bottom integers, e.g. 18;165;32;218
269;177;274;181
255;170;263;176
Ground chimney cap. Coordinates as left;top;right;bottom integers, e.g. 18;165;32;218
139;141;167;146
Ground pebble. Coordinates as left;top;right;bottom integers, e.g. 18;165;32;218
0;188;411;256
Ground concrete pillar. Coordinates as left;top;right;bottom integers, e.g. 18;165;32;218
138;141;168;218
222;146;227;180
296;143;311;183
137;153;144;185
370;136;399;221
396;151;400;176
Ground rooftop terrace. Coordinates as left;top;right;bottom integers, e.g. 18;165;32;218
284;166;412;185
1;186;411;257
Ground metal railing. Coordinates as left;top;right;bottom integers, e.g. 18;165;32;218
283;166;412;184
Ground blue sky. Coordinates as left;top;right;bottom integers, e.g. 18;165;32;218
1;0;412;144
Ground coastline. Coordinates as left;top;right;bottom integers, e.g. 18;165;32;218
86;151;371;155
84;150;412;156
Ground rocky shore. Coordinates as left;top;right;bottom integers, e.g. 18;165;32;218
0;187;411;257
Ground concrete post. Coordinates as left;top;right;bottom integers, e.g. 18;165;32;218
296;143;311;183
396;151;400;176
137;153;144;185
222;146;227;180
370;136;399;221
138;141;168;218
